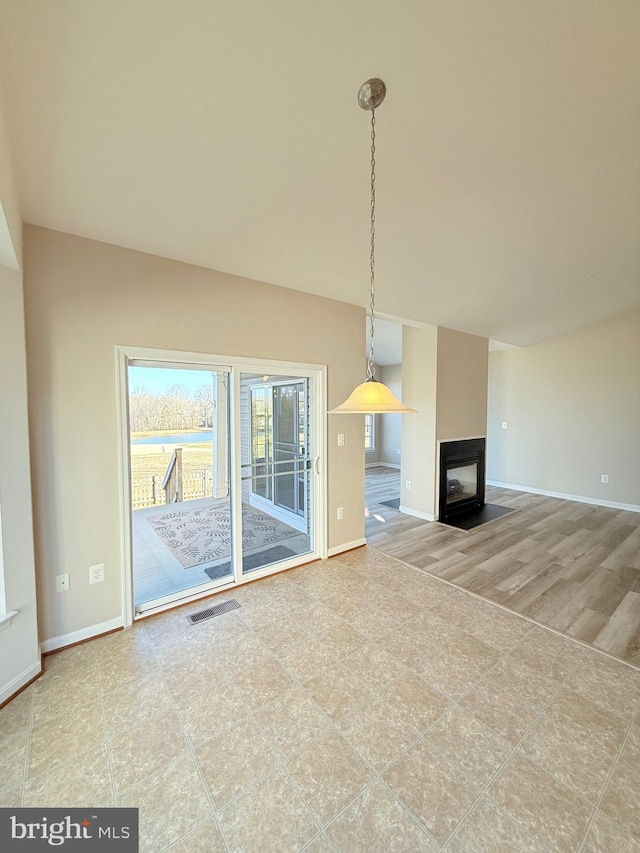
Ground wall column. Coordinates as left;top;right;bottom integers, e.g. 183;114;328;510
0;266;41;703
401;326;438;520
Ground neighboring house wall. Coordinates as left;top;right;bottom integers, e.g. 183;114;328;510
23;226;365;646
487;308;640;508
378;363;402;466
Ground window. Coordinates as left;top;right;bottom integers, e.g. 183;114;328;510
364;413;375;451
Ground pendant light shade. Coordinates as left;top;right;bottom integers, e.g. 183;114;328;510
330;378;416;414
329;78;416;416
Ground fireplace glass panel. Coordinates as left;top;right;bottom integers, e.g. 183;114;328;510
446;463;478;505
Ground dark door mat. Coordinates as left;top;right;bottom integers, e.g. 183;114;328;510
204;545;296;580
379;498;401;509
442;503;515;530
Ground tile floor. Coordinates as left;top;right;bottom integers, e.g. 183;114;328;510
2;547;640;852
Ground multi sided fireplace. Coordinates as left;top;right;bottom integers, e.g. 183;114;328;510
438;437;486;522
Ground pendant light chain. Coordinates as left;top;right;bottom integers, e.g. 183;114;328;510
328;78;416;414
367;109;377;381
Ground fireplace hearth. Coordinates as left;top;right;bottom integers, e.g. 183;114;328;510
439;438;485;522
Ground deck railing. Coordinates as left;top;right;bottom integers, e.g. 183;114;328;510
132;470;214;509
163;448;183;504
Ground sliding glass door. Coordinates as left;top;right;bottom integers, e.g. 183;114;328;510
121;352;323;618
273;382;307;518
127;361;233;613
240;375;313;577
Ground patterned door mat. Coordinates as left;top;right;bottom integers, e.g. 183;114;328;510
147;501;300;568
204;545;296;580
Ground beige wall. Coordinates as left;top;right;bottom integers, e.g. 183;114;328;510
436;327;489;441
401;326;438;518
24;226;365;643
487;309;640;507
0;265;40;700
379;363;402;465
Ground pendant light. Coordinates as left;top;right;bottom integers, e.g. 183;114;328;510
329;78;416;415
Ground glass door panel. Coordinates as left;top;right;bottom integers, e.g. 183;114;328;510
250;386;272;501
128;362;233;613
241;374;313;576
273;382;306;516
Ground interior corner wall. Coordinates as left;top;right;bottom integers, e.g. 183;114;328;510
435;327;489;441
0;95;21;269
23;226;365;645
401;326;438;518
379;364;402;465
364;362;381;465
0;265;40;701
487;308;640;507
365;422;381;465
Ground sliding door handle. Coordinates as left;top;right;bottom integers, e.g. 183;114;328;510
314;457;320;475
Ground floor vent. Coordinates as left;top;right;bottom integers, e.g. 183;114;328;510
187;599;240;625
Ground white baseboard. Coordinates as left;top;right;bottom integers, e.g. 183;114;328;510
40;616;124;654
327;538;367;557
487;481;640;514
0;660;42;706
399;505;436;522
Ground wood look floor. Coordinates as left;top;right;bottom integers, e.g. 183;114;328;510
365;466;640;667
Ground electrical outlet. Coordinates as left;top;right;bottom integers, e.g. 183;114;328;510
396;448;401;455
600;474;609;484
337;434;345;447
89;563;105;584
502;421;508;429
56;573;70;592
337;507;344;520
405;480;412;490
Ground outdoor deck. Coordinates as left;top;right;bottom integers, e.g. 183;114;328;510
132;496;310;608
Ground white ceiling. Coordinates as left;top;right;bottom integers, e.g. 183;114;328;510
368;318;520;366
1;1;639;346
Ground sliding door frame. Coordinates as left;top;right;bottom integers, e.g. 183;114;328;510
116;345;327;626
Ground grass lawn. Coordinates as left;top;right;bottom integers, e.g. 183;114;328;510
130;445;213;480
130;429;212;439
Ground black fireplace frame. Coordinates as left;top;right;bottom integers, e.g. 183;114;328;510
438;437;486;522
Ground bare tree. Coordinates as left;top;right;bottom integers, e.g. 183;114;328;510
129;384;213;433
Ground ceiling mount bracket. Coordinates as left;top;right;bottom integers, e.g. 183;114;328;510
357;78;386;111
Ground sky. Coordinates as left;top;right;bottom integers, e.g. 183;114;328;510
128;366;217;395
